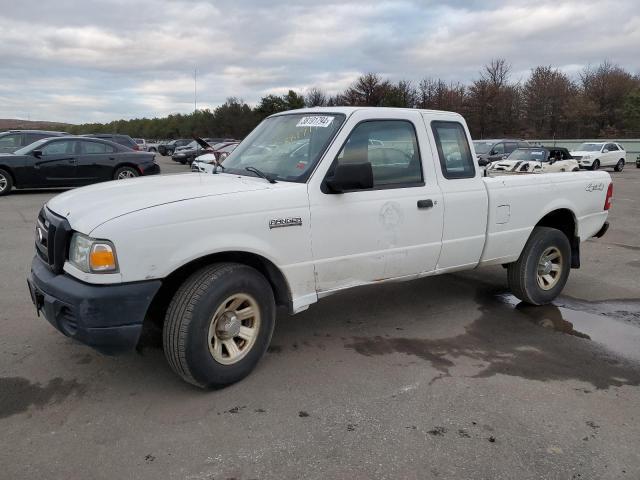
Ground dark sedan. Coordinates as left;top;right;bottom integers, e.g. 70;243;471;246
0;136;160;196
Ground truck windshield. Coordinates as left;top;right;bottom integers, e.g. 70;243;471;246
222;113;346;182
508;149;548;161
577;143;603;152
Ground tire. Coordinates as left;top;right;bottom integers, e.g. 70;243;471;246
572;167;580;172
507;226;571;305
0;168;13;196
591;159;600;170
614;159;624;172
114;166;139;180
149;147;157;153
163;263;276;388
179;159;187;165
0;168;13;197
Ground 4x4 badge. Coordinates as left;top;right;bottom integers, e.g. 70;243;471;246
269;217;302;229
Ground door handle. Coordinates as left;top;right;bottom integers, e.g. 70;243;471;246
417;199;434;209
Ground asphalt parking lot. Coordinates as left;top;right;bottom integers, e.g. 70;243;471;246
1;156;639;479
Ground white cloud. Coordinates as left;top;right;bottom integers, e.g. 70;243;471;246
0;0;638;123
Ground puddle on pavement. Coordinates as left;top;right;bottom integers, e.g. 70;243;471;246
0;377;87;419
345;283;640;389
496;293;640;363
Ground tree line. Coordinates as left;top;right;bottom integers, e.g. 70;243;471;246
68;59;640;140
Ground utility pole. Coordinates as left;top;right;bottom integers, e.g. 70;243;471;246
194;68;198;113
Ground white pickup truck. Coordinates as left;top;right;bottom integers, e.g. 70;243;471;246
27;107;612;388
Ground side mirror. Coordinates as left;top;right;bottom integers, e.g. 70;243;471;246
603;149;609;153
32;150;42;158
477;158;489;167
325;162;374;193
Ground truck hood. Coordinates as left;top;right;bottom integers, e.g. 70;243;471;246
47;173;270;233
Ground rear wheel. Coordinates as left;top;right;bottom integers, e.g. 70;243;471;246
163;263;276;388
114;166;139;180
0;168;13;196
507;227;571;305
572;167;580;172
591;159;600;170
614;159;625;172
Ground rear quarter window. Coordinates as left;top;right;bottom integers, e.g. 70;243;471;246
431;121;476;179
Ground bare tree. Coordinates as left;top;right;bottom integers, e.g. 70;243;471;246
482;58;511;89
305;87;328;107
581;60;639;134
343;73;391;106
382;80;417;107
523;66;575;137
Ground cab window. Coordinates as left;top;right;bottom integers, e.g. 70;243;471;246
431;121;476;179
333;120;423;188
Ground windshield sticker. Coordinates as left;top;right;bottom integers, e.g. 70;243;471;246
296;116;335;128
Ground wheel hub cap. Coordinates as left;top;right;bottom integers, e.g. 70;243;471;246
538;260;553;276
536;247;563;291
216;312;241;340
207;293;261;365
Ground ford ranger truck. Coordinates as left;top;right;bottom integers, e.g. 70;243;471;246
27;107;612;388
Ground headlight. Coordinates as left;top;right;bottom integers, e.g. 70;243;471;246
583;155;591;160
69;233;118;273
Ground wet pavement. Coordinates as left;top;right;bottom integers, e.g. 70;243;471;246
0;158;639;479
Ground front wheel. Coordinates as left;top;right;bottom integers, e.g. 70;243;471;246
0;168;13;196
507;227;571;305
614;159;625;172
163;263;276;388
114;166;139;180
591;159;600;170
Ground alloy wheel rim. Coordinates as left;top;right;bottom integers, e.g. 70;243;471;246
0;174;6;192
118;170;136;179
208;293;261;365
536;247;563;291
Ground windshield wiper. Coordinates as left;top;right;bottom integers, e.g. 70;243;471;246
245;166;277;183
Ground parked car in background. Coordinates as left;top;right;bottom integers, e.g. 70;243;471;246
570;142;626;171
0;130;69;153
636;154;640;168
134;138;147;151
487;147;580;174
158;139;191;156
145;140;160;153
172;138;224;164
473;139;531;166
83;133;139;151
0;136;159;196
191;142;240;173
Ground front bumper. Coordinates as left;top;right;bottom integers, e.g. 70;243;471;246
27;255;161;354
141;162;161;176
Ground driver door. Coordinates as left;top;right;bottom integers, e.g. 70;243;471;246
308;110;444;294
34;139;80;186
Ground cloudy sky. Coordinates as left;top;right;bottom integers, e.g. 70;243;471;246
1;0;639;123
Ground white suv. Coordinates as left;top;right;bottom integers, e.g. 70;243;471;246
570;142;626;171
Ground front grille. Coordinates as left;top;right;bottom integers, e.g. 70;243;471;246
573;156;582;161
35;207;72;274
